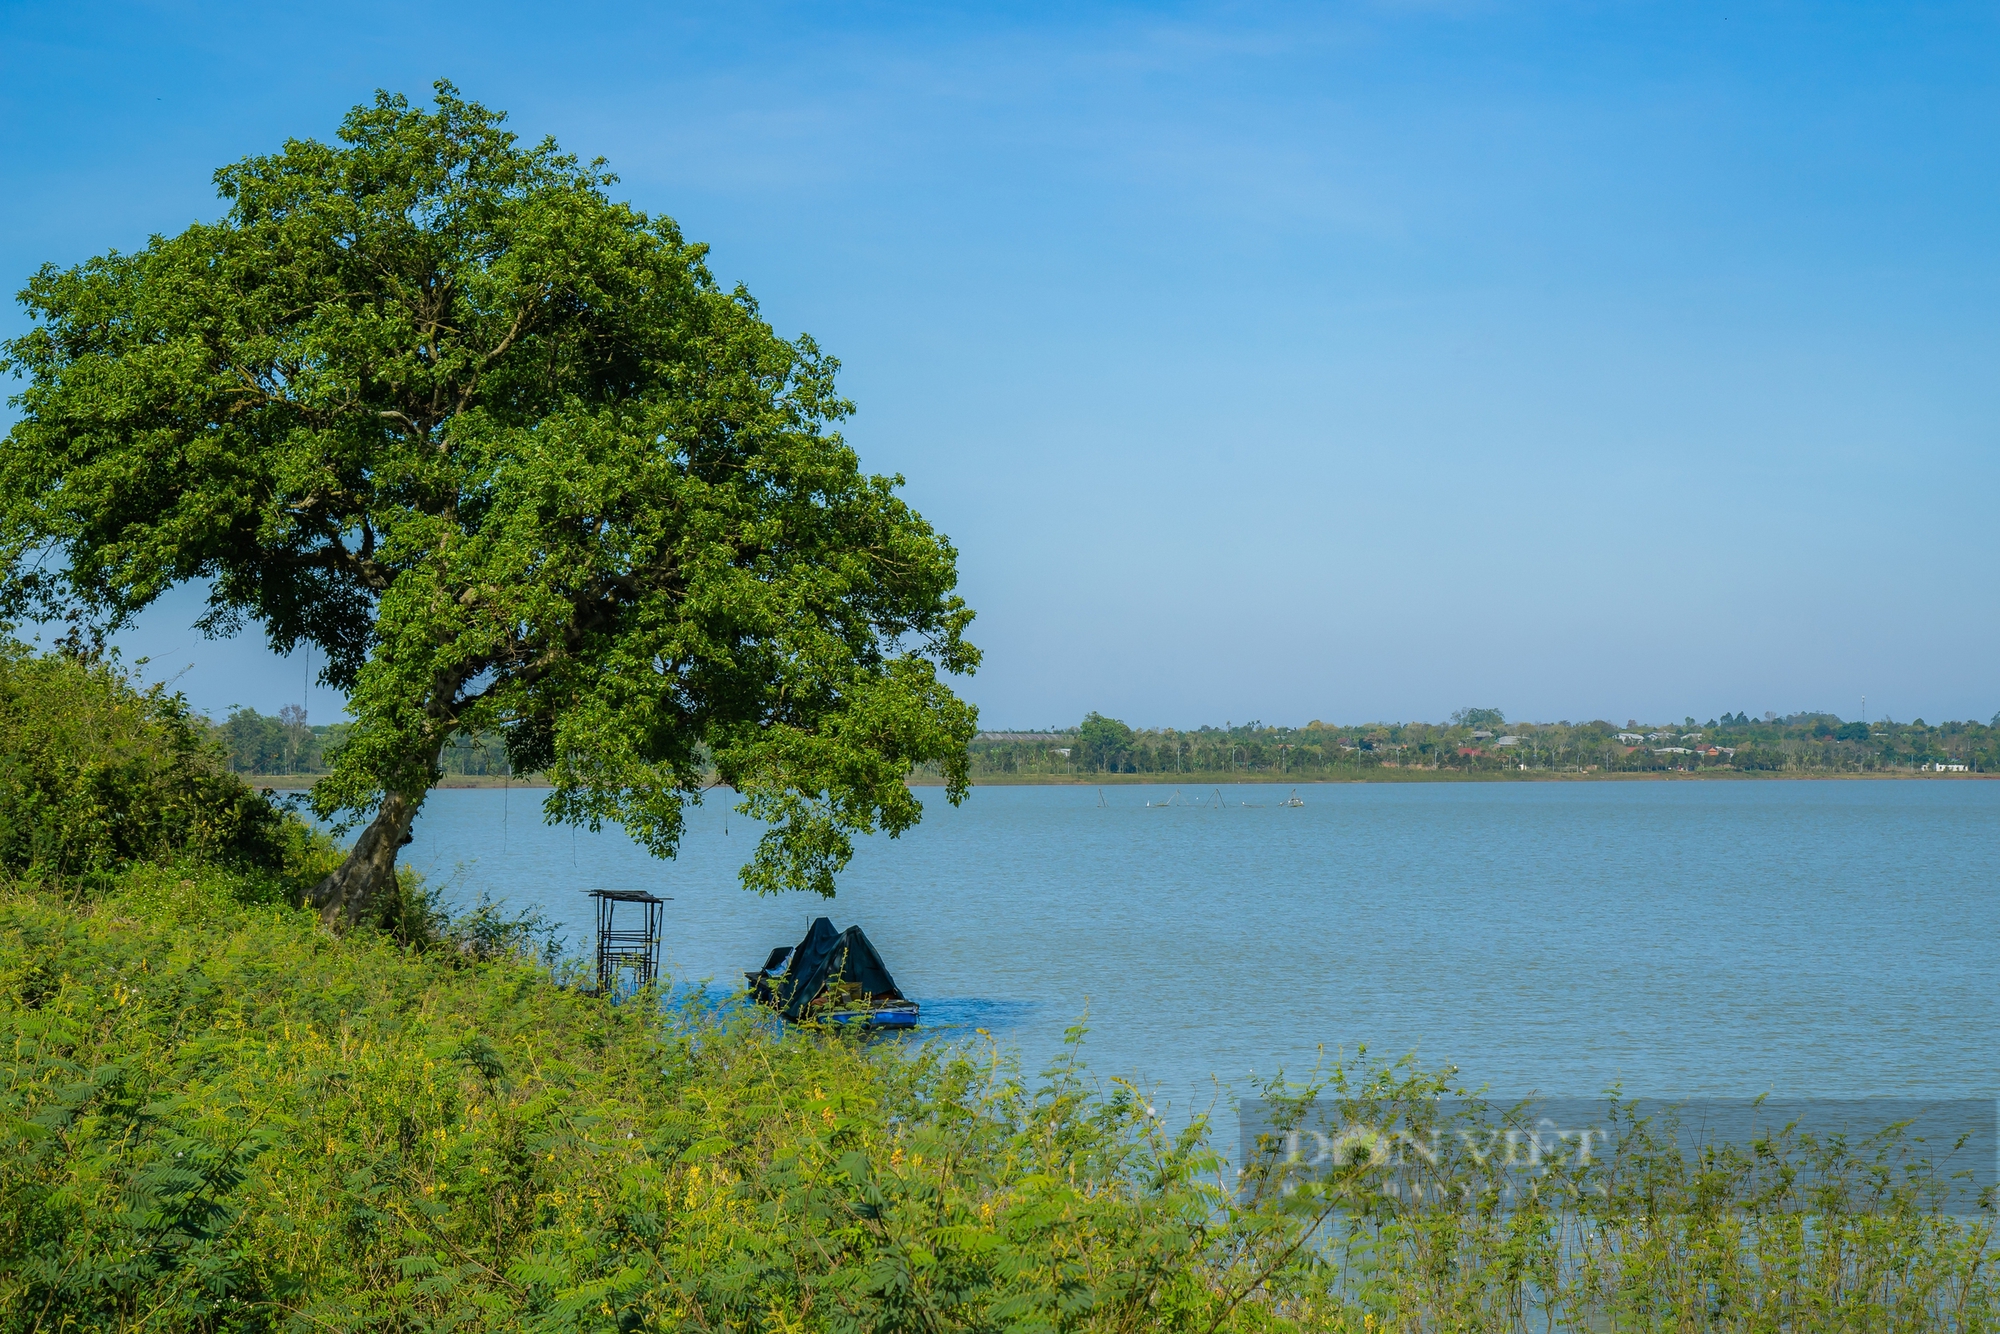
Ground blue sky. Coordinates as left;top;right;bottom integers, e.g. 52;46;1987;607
3;1;1995;729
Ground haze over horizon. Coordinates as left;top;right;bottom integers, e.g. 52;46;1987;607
5;2;1995;731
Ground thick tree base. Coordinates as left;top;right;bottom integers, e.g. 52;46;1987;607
307;791;419;929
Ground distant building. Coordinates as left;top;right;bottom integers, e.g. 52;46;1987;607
1646;731;1675;742
1616;732;1644;744
1494;736;1521;747
1470;730;1494;740
1682;732;1702;741
1933;762;1969;773
1653;746;1693;755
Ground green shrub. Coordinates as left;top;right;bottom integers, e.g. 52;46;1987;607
0;644;296;893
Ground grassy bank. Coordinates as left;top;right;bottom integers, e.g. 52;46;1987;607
5;646;1997;1331
0;867;1299;1330
5;870;1997;1332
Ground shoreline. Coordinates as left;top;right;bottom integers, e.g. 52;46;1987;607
242;769;1993;791
245;774;543;790
922;770;1994;785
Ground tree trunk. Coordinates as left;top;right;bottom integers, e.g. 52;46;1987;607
306;789;423;929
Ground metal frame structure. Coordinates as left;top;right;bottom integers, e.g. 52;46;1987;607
588;889;669;995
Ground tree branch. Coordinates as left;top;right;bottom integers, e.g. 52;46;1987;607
452;289;548;416
324;530;392;592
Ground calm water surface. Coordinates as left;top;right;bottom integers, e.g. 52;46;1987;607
398;780;1997;1118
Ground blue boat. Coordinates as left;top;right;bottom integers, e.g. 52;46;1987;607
822;1000;921;1030
745;917;920;1030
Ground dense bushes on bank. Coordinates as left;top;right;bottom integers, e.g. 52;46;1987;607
0;645;303;893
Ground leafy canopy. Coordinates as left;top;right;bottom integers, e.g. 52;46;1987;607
1;83;978;896
1076;711;1135;771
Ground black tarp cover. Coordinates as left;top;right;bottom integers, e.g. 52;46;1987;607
770;916;905;1020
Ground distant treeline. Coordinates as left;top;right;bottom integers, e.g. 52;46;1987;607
213;708;513;778
216;704;1999;781
961;708;1999;777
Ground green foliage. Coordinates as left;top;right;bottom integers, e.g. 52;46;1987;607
1;82;978;905
213;708;520;781
217;707;301;777
0;643;299;893
2;877;1993;1332
1448;707;1505;729
1734;745;1787;771
969;712;2000;779
216;706;335;777
0;881;1276;1331
1074;712;1134;773
1239;1072;2000;1333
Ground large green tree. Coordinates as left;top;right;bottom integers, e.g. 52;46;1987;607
0;84;979;926
1075;712;1134;772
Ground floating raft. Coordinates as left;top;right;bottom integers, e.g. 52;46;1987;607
746;917;919;1029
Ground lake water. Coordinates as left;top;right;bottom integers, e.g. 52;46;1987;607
398;779;1998;1123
